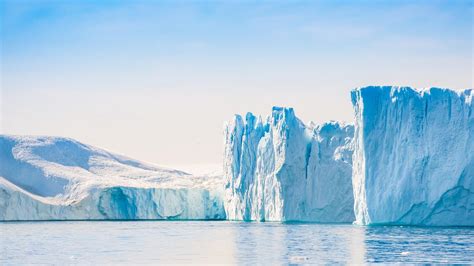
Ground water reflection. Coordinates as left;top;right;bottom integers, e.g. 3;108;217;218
229;223;474;264
231;222;287;264
231;223;366;264
1;221;473;264
364;226;474;263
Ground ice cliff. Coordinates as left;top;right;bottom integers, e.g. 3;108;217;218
0;135;225;220
4;86;471;226
352;86;474;226
224;107;354;222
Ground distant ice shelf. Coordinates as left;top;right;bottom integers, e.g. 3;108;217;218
352;86;474;226
0;136;225;220
223;107;355;222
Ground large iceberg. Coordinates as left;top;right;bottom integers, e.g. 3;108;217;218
224;107;354;222
352;86;474;226
0;135;225;220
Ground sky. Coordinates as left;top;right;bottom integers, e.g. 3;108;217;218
1;0;472;169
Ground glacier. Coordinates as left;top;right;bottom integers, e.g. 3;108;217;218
224;107;354;222
0;135;225;220
3;86;472;226
352;86;474;226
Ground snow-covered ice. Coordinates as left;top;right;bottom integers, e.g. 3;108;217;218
352;86;473;226
0;135;225;220
3;86;471;225
224;107;354;222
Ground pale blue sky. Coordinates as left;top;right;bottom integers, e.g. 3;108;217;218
1;0;472;168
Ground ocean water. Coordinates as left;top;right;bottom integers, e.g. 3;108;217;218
1;221;473;264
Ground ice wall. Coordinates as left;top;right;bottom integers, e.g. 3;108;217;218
224;107;354;222
351;86;474;226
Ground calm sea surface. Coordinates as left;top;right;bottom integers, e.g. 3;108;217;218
1;221;473;264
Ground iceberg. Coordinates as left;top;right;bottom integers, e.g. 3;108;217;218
0;135;225;220
224;107;354;222
352;86;474;226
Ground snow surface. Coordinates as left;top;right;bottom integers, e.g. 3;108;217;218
0;135;225;220
224;107;354;222
352;86;474;226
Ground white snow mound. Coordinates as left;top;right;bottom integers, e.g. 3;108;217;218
0;135;225;220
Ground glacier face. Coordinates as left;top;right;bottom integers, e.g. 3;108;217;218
0;135;225;220
224;107;354;222
352;86;474;226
